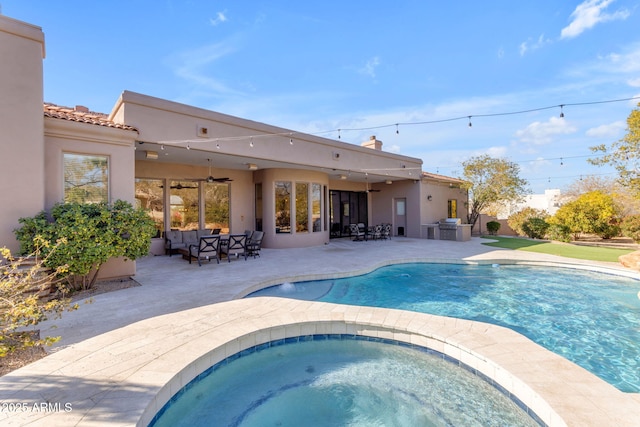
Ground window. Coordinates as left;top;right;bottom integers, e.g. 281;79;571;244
296;183;309;232
135;178;164;237
63;153;108;203
275;181;291;234
448;199;457;218
204;182;230;233
312;183;321;232
170;180;199;230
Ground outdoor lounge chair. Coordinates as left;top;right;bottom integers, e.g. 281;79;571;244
188;235;221;266
382;223;392;240
349;223;366;241
246;230;264;258
222;234;247;261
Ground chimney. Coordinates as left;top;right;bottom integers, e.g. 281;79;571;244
361;135;383;151
74;105;89;113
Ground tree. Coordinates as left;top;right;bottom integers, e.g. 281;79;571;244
15;200;156;290
550;190;621;239
589;103;640;197
460;155;529;230
562;175;640;216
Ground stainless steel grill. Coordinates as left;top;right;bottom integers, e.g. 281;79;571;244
438;218;461;241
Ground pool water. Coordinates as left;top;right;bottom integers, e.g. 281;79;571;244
150;337;540;427
249;263;640;393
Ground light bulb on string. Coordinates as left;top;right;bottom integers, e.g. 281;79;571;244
559;105;565;118
249;137;254;148
468;116;472;127
396;124;399;134
338;129;341;139
560;157;564;166
289;133;294;145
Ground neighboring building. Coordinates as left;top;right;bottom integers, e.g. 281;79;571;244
0;14;468;278
497;189;562;219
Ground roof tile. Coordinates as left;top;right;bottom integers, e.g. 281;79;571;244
43;103;137;131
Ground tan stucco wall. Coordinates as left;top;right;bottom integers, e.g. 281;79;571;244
0;15;45;252
420;180;469;225
111;91;423;183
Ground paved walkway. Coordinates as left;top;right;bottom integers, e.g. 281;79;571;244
0;237;639;426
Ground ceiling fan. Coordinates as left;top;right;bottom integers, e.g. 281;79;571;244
203;158;232;183
364;178;380;193
159;183;198;190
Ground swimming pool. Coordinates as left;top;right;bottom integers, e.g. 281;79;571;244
248;263;640;393
149;335;541;427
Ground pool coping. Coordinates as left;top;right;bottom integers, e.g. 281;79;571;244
0;253;639;426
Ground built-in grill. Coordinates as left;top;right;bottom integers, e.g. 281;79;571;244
438;218;461;241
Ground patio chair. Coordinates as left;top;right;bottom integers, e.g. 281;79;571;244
222;234;247;262
382;223;392;240
371;224;383;240
188;235;221;266
211;228;221;235
349;224;366;241
246;230;264;258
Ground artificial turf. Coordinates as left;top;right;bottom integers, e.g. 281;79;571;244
481;236;635;263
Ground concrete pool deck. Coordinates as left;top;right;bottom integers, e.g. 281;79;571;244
0;237;639;426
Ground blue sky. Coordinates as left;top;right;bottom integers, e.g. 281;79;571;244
3;1;640;193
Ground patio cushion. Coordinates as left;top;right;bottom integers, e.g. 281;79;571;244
182;231;198;248
197;229;212;239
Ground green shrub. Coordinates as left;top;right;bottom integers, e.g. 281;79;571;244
507;207;548;237
15;200;156;291
620;215;640;243
485;221;501;235
546;223;572;242
521;217;549;239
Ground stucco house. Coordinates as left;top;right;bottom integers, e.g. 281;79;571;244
0;14;468;278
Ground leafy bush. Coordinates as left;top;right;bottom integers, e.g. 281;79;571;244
620;215;640;243
0;241;78;357
485;221;501;235
15;200;156;291
507;207;548;237
546;224;572;242
522;217;549;239
551;191;620;240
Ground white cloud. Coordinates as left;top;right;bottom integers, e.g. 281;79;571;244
169;40;242;96
359;56;381;79
628;78;640;87
209;11;228;26
560;0;630;39
514;116;578;145
585;120;626;137
519;34;551;56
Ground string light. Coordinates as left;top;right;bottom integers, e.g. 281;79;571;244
154;95;640;152
249;137;253;148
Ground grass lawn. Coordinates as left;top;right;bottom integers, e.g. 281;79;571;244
481;236;635;263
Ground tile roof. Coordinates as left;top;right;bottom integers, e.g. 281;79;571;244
421;171;466;184
43;103;137;131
